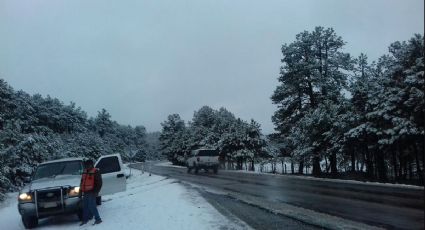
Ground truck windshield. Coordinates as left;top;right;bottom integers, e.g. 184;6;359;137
33;161;83;180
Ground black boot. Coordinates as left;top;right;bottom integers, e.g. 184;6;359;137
93;219;102;225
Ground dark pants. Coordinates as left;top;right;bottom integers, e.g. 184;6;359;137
82;192;101;222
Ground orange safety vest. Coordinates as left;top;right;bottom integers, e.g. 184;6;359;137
81;168;97;192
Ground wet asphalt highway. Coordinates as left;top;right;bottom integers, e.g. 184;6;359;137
130;163;424;230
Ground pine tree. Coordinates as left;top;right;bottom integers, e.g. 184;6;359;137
272;27;352;176
94;108;113;138
159;114;187;164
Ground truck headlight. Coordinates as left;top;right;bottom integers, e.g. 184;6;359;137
68;186;80;197
18;193;33;202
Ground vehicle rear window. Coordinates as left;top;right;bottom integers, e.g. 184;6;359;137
96;156;121;174
197;150;219;157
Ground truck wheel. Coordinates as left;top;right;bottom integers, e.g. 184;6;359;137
96;196;102;205
22;215;38;229
213;166;218;174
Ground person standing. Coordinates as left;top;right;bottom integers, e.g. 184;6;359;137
79;159;103;225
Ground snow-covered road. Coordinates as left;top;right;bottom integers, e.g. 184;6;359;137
143;162;424;230
0;169;248;230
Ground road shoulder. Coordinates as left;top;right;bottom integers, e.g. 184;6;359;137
0;167;250;230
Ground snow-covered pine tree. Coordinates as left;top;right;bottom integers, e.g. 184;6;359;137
159;114;188;164
364;35;424;182
94;108;113;138
0;79;149;196
272;27;352;176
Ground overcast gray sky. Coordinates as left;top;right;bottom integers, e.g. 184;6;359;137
0;0;423;133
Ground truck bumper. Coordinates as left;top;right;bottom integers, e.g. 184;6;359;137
18;197;81;218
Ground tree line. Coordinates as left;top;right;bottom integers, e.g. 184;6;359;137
271;27;423;184
159;106;266;170
0;80;155;200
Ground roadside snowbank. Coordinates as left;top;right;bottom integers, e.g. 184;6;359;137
155;161;186;168
0;169;246;230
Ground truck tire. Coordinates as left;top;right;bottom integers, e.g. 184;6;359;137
22;215;38;229
96;196;102;205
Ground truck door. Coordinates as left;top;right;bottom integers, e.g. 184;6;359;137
95;154;126;196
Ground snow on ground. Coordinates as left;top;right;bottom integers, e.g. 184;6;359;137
0;169;247;230
155;161;185;168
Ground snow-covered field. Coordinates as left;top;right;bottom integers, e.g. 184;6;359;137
0;169;246;230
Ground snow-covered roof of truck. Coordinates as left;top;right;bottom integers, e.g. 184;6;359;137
39;157;84;165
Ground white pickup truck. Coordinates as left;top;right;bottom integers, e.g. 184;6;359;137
186;149;219;174
17;154;126;229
